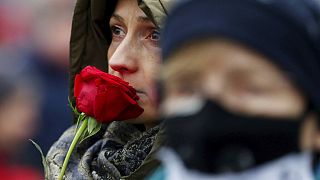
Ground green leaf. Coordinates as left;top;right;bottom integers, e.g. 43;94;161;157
78;118;89;143
87;117;98;134
80;121;102;144
68;96;80;115
79;130;90;144
75;113;86;134
29;139;50;180
90;123;102;137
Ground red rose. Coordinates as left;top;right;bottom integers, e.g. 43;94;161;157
74;66;144;123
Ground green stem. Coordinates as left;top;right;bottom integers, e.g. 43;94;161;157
58;118;88;180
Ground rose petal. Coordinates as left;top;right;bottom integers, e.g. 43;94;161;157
75;66;144;123
94;87;128;123
76;78;97;116
74;74;83;98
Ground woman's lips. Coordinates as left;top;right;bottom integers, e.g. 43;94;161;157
136;89;146;94
136;89;147;99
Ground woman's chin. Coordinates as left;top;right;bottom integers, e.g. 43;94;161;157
124;106;159;124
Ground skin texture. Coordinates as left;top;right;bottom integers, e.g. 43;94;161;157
162;39;319;150
108;0;161;126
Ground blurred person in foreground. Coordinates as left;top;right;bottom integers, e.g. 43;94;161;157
0;59;42;179
152;0;320;179
46;0;174;179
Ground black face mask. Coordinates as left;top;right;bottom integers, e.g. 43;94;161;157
164;100;306;174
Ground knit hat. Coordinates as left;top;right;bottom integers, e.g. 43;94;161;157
162;0;320;112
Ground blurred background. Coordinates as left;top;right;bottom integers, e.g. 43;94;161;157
0;0;75;178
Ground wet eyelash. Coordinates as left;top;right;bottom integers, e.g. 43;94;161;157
148;29;160;41
110;26;120;33
110;25;126;38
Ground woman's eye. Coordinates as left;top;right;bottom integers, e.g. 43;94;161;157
111;25;125;38
147;30;160;41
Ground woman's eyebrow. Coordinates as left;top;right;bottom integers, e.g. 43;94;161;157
111;14;125;22
137;15;152;23
111;13;152;24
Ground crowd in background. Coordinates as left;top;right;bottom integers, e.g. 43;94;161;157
0;0;75;178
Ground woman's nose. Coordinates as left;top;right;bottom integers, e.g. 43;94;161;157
109;38;139;75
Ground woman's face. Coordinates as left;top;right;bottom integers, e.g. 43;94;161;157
162;39;306;119
108;0;161;124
